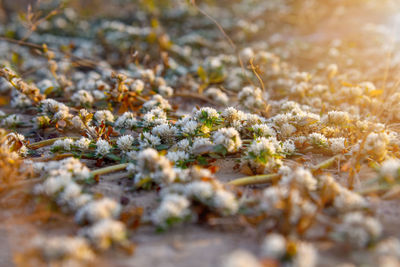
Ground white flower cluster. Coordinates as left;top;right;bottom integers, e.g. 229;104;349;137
238;86;265;111
0;113;21;128
261;233;317;267
94;110;114;124
32;235;94;263
220;249;261;267
131;148;175;186
75;198;121;224
242;137;282;172
32;157;90;179
96;139;112;156
152;193;191;227
194;107;220;122
138;132;161;148
260;184;317;225
142;94;171;111
142;107;168;126
153;178;238;227
39;99;71;121
33;157;128;252
116;135;135;152
114;111;137;129
378;158;400;183
361;132;389;161
151;123;178;144
3;132;28;156
204;87;229;105
333;212;382;248
280;167;317;191
71;89;94;106
79;219;127;251
213;127;242;153
322;110;350;126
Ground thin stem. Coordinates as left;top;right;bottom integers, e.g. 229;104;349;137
228;173;279;186
90;163;129;177
28;137;79;150
312;155;341;172
357;184;392;195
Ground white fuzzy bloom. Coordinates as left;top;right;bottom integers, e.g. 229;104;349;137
176;139;190;151
80;219;127;250
32;235;94;262
158;85;174;97
185;181;214;201
192;137;213;154
181;120;198;134
323;110;350;125
75;137;91;150
279;123;297;138
261;233;286;259
194;107;220;121
75;198;121;224
143;107;168;126
116;135;135;151
221;250;261;267
152;194;191;226
239;47;255;62
92;90;106;100
36;171;72;196
95;139;112;156
94;110;114;123
238;86;264;110
280;167;317;191
166;150;189;163
379;158;400;182
221;107;246;123
139;132;161;148
71;116;85;130
213;189;238;215
334;212;382;248
204;87;229;105
293;242;318;267
142;94;171;111
362;132;389;160
52;138;74;151
71;90;94;106
375;237;400;258
152;124;178;143
1;114;21;127
308;132;328;148
130;79;144;93
251;123;276;137
134;148;176;186
114;112;137;129
329;137;345;154
282;140;296;155
213;127;242;153
334;188;367;212
40;99;70;118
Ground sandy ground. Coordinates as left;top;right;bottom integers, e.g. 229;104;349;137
2;2;400;267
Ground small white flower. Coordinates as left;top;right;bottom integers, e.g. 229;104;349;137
116;135;135;151
71;90;94;106
166;150;189;163
213;127;242;153
152;194;191;226
94;110;114;123
75;137;91;150
75;198;121;224
221;249;261;267
96;139;111;156
80;219;127;250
